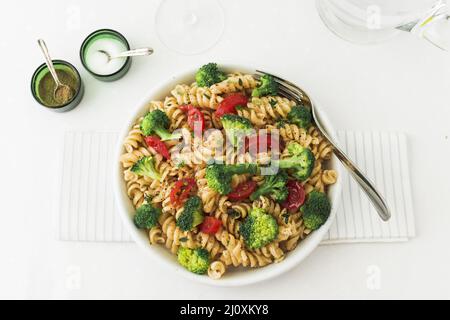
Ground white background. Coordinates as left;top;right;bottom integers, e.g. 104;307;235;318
1;0;450;299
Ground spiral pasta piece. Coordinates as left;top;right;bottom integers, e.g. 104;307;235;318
171;84;223;109
123;124;145;153
304;161;325;194
149;227;166;245
273;124;314;147
163;96;186;131
308;127;333;161
123;170;151;207
248;96;295;121
220;245;272;268
237;107;266;127
196;232;224;259
282;216;311;252
214;207;241;238
199;186;220;213
322;170;338;185
120;147;152;169
146;100;165;112
210;74;259;95
252;243;285;263
189;83;224;109
160;214;196;254
230;202;252;219
208;261;227;280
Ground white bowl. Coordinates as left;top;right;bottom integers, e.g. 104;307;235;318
113;65;343;286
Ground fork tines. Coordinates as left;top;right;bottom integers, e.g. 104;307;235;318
254;70;307;104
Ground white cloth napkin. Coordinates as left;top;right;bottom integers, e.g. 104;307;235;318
55;131;415;243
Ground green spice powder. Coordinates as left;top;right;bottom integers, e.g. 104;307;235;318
38;69;78;107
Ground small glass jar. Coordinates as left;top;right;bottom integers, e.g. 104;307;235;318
31;60;84;112
80;29;132;82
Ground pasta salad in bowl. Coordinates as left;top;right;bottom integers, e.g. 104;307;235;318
114;63;342;286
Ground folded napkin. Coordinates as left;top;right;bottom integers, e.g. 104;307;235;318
56;131;415;243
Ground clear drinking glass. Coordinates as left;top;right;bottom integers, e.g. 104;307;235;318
316;0;450;50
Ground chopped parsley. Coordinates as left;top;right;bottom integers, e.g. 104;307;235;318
227;209;240;219
144;194;153;204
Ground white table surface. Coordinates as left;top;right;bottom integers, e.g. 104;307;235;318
1;0;450;299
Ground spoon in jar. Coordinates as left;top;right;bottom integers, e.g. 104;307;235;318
97;47;154;62
37;39;74;104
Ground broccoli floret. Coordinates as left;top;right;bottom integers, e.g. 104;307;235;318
140;109;181;141
275;142;315;181
195;63;227;87
240;208;279;249
252;75;279;97
131;156;162;181
134;203;161;229
221;114;253;146
301;191;331;230
287;105;312;129
250;171;288;202
177;247;210;275
206;163;258;195
176;196;204;231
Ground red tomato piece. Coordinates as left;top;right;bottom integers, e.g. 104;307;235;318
215;93;248;118
199;216;222;235
180;105;205;132
228;181;258;201
170;178;197;207
281;180;306;213
144;136;171;160
187;108;205;133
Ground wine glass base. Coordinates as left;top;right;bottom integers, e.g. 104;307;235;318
316;0;400;45
155;0;225;55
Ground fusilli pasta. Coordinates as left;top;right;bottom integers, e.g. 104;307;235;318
120;66;338;280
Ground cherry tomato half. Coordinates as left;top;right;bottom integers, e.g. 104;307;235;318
144;136;171;160
281;180;306;213
180;105;205;132
228;181;258;201
215;93;248;118
199;216;222;235
170;178;197;207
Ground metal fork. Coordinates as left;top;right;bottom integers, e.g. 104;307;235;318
255;70;391;221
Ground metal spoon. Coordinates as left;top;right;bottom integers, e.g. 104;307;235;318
98;47;154;62
37;39;74;105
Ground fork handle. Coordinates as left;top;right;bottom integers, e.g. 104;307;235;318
331;142;391;221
